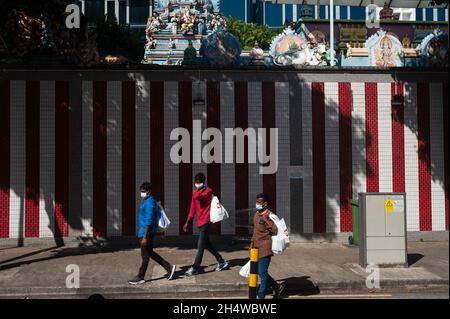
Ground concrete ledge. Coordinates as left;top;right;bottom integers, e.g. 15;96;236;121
1;232;448;248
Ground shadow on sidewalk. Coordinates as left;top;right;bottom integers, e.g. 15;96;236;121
277;276;320;297
407;253;425;267
0;244;136;271
0;241;249;272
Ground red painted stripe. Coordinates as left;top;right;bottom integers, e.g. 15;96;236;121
150;82;165;237
262;82;277;213
365;83;379;192
417;83;432;231
92;81;107;237
0;81;10;238
55;81;70;237
179;82;193;235
206;81;221;235
312;82;326;233
234;82;249;235
338;82;352;232
25;81;40;238
443;82;449;231
391;82;405;193
122;81;136;236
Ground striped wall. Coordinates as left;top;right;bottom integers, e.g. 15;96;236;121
0;78;448;239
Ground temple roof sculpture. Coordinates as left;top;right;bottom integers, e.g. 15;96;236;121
366;30;404;67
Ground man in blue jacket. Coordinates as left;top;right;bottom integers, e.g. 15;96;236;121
129;182;176;285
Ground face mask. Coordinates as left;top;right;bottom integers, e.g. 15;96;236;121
255;204;265;211
140;192;148;198
195;183;204;189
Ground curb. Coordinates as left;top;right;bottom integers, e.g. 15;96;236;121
0;279;447;298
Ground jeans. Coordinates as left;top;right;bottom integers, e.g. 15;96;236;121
138;234;172;278
257;256;279;299
193;223;224;269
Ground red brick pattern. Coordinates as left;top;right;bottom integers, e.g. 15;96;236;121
391;82;406;193
338;82;353;232
417;83;432;231
365;83;379;193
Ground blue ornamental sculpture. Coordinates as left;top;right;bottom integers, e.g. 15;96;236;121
200;28;241;66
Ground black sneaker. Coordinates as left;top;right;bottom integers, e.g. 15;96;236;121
128;275;145;285
273;284;285;299
166;265;176;281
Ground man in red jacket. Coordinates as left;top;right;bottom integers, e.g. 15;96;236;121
183;172;229;276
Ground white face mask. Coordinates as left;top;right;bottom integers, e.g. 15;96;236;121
194;183;204;189
140;192;148;198
255;204;264;211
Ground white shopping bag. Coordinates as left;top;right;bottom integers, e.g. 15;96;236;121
239;260;251;278
269;213;290;254
157;201;171;230
209;196;229;223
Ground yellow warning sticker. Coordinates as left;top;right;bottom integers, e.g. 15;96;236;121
385;199;394;213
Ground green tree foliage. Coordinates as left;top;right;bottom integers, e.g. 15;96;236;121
225;17;279;50
93;16;143;62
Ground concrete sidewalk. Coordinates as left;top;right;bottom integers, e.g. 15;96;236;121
0;240;448;298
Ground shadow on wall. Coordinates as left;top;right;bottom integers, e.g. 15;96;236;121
1;71;447;252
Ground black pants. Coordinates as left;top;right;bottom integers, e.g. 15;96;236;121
138;234;172;278
193;223;224;269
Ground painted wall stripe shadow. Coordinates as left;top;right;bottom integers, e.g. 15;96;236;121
234;82;249;235
312;82;326;233
391;82;405;193
324;82;340;233
164;82;179;236
0;81;10;238
206;81;221;235
404;83;420;231
220;82;235;235
25;81;40;238
179;81;193;235
39;81;55;238
92;81;107;237
443;82;449;231
55;81;70;237
429;83;446;231
338;82;352;232
122;81;136;236
262;82;277;213
365;83;379;193
417;83;432;231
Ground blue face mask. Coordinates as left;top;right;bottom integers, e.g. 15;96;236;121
255;204;264;211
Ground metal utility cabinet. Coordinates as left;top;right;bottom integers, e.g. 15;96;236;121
359;193;408;267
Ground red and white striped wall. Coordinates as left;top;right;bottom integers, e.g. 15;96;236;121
0;79;448;239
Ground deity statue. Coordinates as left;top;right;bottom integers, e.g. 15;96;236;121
249;41;264;65
375;35;400;67
182;39;199;65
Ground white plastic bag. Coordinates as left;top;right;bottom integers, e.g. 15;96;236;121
239;260;251;278
157;201;171;230
209;196;229;223
269;213;290;254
